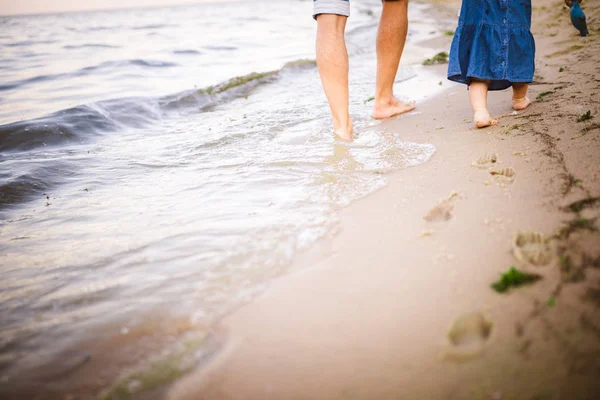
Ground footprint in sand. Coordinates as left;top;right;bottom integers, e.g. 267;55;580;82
472;154;516;186
424;199;454;222
471;153;498;169
424;191;459;222
512;231;555;266
442;311;493;362
488;167;516;185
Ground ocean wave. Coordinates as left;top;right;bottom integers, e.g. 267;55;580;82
160;70;278;110
4;40;56;48
131;23;176;30
0;98;162;153
0;73;60;91
203;45;237;51
85;25;121;32
0;106;117;152
0;159;79;209
0;97;164;208
63;43;121;50
172;49;202;55
1;171;57;209
0;60;315;154
0;67;289;206
128;59;177;68
0;59;178;92
79;59;178;71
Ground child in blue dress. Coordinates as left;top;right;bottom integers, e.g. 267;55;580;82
447;0;535;128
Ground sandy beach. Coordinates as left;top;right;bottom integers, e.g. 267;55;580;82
168;1;600;399
1;0;599;399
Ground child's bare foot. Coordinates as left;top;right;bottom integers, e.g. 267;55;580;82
372;96;416;119
334;119;354;141
473;109;499;129
512;96;532;111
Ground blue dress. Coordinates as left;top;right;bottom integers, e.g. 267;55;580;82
447;0;536;91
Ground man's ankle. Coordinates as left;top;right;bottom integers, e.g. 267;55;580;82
332;116;351;131
375;91;394;106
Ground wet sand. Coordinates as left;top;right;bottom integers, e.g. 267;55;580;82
169;1;600;399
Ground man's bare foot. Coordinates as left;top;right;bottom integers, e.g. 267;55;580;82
334;120;353;141
512;96;532;111
473;109;499;129
372;96;416;119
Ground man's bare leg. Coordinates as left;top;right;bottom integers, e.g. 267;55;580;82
316;14;353;140
372;0;415;119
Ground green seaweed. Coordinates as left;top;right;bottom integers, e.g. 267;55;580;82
559;67;564;72
491;266;541;293
560;254;573;272
560;254;586;283
547;296;557;308
283;59;317;69
98;335;206;400
198;71;276;97
216;71;275;94
364;96;375;104
423;52;449;66
546;44;584;58
577;110;593;122
199;86;214;95
581;122;600;133
571;218;596;231
444;30;455;36
567;197;599;213
558;216;598;239
536;91;554;101
502;124;520;134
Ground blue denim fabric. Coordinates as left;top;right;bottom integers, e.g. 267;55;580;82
447;0;536;91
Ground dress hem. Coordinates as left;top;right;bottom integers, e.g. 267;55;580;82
447;74;532;91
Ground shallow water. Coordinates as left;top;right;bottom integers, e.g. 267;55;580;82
0;0;447;376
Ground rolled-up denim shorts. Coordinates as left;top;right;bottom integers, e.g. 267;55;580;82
313;0;402;20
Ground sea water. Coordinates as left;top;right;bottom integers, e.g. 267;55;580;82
0;0;447;375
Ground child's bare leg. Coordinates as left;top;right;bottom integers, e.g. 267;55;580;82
469;79;498;129
512;83;532;110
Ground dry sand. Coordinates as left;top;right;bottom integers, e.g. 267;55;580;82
168;1;600;399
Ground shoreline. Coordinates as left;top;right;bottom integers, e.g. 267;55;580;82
0;2;462;398
169;0;600;399
0;2;460;399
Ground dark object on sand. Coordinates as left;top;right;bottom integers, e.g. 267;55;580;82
577;110;593;122
491;266;541;293
423;52;449;66
570;1;589;37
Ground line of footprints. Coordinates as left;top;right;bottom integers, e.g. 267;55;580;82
423;153;555;362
